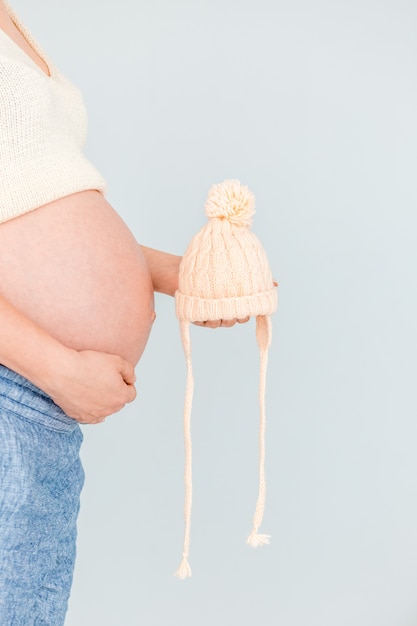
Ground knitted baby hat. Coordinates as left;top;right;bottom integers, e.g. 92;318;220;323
174;179;278;579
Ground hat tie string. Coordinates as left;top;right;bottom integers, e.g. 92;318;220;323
247;315;272;547
175;320;194;579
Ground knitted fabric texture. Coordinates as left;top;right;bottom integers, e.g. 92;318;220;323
0;1;107;223
174;179;278;579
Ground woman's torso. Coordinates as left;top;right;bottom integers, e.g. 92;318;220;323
0;191;155;366
0;3;155;366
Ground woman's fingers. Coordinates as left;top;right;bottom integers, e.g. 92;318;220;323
218;319;235;328
193;316;250;329
193;320;220;328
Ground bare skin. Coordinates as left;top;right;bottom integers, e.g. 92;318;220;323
0;191;156;366
0;2;255;425
0;2;51;76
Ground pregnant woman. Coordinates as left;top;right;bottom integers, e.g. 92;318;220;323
0;2;248;623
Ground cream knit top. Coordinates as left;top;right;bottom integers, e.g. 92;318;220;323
0;2;107;223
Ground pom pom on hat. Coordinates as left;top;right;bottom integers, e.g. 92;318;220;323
174;180;278;579
204;179;256;227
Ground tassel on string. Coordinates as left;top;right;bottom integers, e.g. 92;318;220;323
175;555;192;580
247;315;272;550
246;532;271;548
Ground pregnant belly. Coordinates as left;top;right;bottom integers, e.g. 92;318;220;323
0;190;155;366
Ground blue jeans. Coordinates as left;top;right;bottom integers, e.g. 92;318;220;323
0;364;84;625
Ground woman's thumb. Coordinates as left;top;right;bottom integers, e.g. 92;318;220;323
119;359;136;385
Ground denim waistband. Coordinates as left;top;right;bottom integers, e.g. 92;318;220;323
0;364;79;433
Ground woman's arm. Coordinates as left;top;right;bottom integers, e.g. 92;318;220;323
139;245;252;328
140;245;181;297
0;294;136;423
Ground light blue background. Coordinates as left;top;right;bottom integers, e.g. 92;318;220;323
14;1;417;624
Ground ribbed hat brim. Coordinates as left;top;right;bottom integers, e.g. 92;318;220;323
175;287;277;322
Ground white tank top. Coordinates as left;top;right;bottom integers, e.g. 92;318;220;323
0;2;107;223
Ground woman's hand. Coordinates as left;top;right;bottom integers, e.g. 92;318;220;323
193;316;250;329
46;349;137;424
139;244;278;329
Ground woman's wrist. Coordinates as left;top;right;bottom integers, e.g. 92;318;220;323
139;245;181;297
